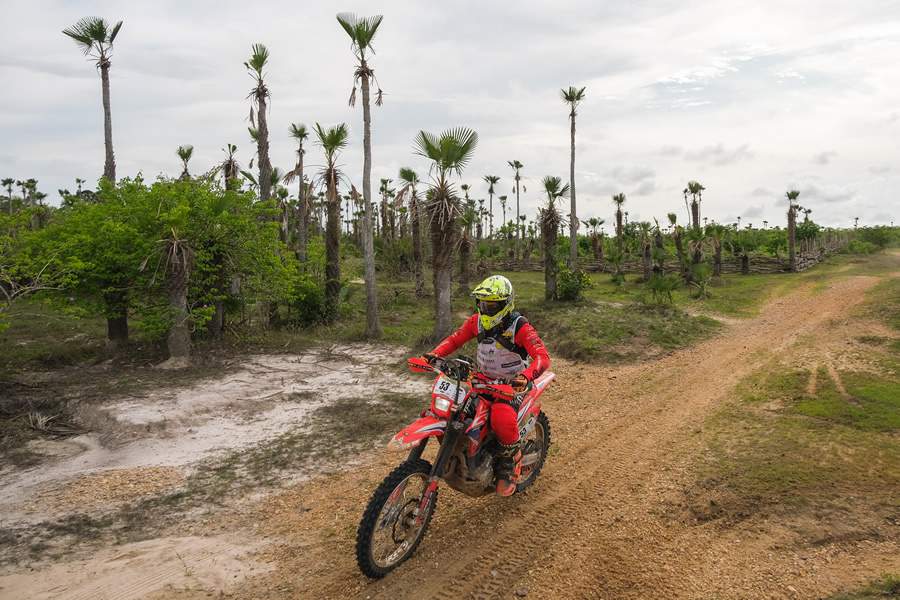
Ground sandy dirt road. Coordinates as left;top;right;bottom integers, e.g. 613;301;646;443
231;271;898;600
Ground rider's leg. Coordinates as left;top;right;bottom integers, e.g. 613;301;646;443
491;401;521;496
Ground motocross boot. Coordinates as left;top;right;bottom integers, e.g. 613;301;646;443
495;442;522;497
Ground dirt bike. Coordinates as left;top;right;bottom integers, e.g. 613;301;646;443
355;355;555;578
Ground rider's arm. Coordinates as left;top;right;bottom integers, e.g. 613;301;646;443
428;314;479;358
516;322;550;382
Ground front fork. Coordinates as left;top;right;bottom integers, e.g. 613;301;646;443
413;420;464;525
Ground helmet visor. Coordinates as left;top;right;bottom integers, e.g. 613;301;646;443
478;300;505;316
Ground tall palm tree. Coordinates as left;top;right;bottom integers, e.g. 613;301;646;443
458;203;477;295
508;160;524;259
540;176;569;300
399;167;425;297
483;175;500;241
499;195;508;228
2;178;13;215
245;44;273;201
176;145;193;179
686;180;704;231
612;193;626;251
337;12;384;339
314;123;349;319
786;189;800;271
561;86;586;266
414;127;478;340
63;17;122;183
285;123;310;260
379;178;393;240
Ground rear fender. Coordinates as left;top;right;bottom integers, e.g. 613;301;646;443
388;415;446;450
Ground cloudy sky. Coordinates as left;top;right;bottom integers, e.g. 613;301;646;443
2;0;898;229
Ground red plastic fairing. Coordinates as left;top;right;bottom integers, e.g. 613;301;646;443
408;357;434;373
388;415;446;450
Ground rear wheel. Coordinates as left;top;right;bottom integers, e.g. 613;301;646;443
356;459;437;578
516;411;551;493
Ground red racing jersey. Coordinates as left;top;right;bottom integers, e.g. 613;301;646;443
429;313;551;382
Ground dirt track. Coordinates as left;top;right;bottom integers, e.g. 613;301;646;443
229;271;898;600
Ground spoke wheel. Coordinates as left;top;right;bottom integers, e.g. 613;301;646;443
516;411;551;493
356;459;437;578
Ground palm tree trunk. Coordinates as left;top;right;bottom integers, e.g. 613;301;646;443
615;210;623;251
256;94;272;201
360;66;382;337
166;257;191;363
673;230;689;282
488;191;494;241
568;113;578;267
787;208;797;271
541;213;559;300
297;180;308;262
411;194;425;298
325;183;341;320
430;196;458;341
515;181;521;261
100;61;116;183
103;290;128;348
691;200;700;231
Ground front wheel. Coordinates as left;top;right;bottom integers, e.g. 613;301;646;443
516;411;551;493
356;458;437;578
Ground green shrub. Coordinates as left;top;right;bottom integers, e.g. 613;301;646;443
289;273;328;327
645;272;681;305
557;266;593;301
846;240;879;255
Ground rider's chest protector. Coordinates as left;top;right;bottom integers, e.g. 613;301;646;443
476;315;529;380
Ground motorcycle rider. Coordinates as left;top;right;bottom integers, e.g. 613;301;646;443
423;275;550;496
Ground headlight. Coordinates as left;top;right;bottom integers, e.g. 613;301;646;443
433;397;451;413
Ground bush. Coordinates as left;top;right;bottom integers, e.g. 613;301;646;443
557;266;593;301
846;240;879;255
689;263;713;299
288;273;328;327
644;272;681;305
856;226;897;249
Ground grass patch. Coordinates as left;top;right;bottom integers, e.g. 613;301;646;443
828;574;900;599
527;300;721;362
692;360;900;523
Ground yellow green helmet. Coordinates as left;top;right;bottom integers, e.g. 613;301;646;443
471;275;515;331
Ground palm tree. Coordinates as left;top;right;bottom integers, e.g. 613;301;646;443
176;145;193;179
337;12;384;339
414;127;478;340
219;144;240;189
483;175;500;242
508;160;524;259
499;195;508;229
786;189;800;271
63;17;122;183
379;178;393;240
561;86;586;266
399;167;426;297
686;180;704;231
284;123;310;260
540;176;569;300
2;178;13;215
612;193;626;251
245;44;273;201
314;123;349;319
637;222;652;282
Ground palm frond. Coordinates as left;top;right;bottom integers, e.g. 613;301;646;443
336;13;384;53
63;16;121;56
398;167;418;184
288;123;308;141
245;43;269;78
176;145;193;162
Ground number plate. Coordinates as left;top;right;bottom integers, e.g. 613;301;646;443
432;376;460;401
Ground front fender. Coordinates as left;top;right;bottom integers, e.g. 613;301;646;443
388;415;447;450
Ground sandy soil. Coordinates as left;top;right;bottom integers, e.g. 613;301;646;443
1;264;897;599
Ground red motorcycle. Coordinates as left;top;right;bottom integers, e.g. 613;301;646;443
356;355;554;578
